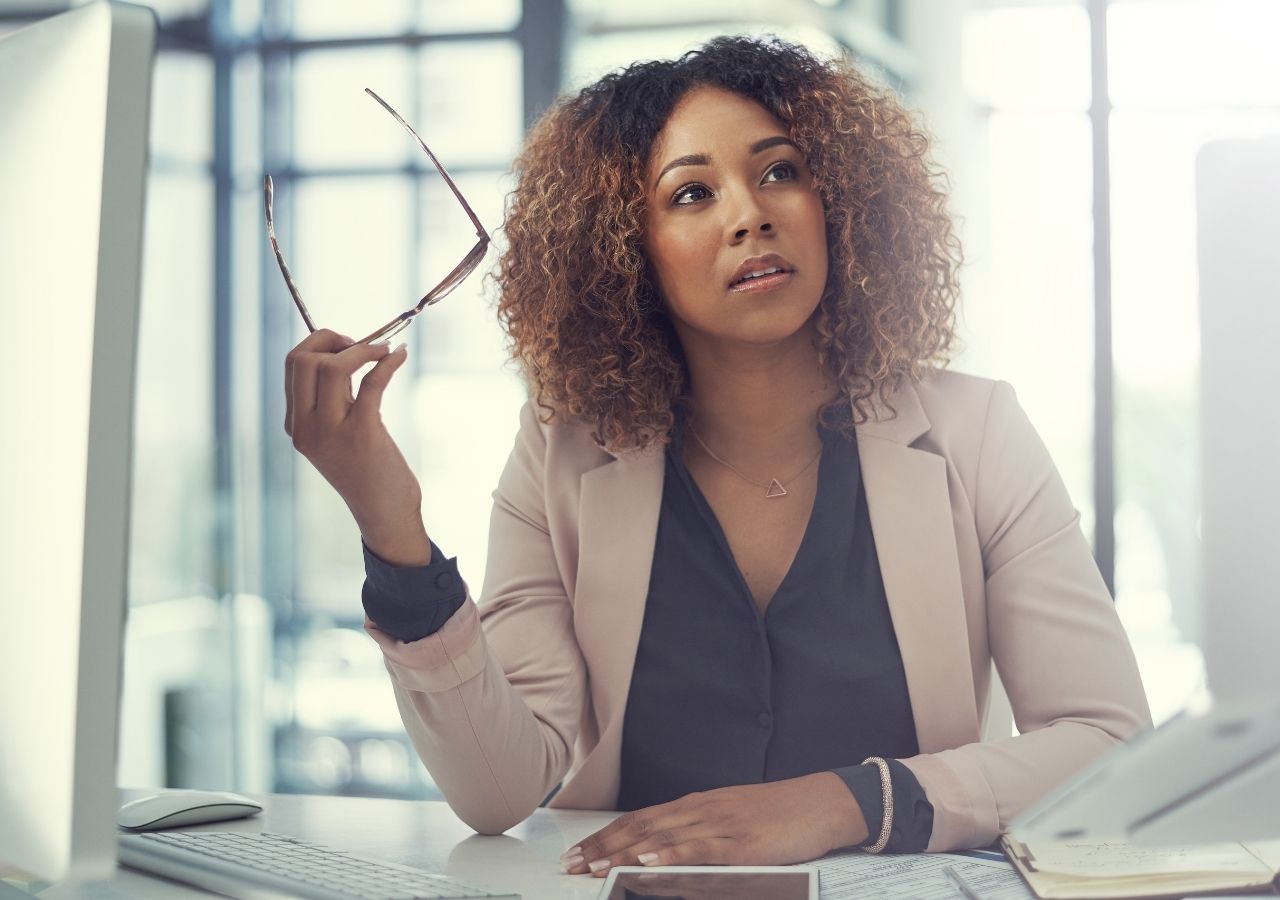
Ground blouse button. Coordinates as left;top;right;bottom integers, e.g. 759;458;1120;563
434;570;455;590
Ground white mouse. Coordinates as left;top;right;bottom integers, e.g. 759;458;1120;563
117;789;264;831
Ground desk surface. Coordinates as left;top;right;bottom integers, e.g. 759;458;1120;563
83;789;619;899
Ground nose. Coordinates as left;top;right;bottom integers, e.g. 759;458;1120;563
727;191;774;244
733;221;773;242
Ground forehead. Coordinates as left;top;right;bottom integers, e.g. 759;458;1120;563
648;86;788;169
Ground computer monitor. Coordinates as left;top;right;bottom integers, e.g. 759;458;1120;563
0;1;156;888
1011;135;1280;845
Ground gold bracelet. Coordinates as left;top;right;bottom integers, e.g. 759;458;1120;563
861;756;894;853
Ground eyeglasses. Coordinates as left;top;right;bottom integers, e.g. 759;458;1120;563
263;88;490;345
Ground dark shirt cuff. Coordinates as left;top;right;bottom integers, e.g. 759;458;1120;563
361;539;466;643
832;758;934;853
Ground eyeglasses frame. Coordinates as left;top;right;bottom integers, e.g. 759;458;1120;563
263;87;491;346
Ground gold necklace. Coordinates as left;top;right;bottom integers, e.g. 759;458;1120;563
689;427;822;499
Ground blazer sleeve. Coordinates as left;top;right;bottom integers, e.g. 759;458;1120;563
898;380;1153;851
363;401;587;835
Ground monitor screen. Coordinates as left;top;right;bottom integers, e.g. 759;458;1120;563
0;1;155;885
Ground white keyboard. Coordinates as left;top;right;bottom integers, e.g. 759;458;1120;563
118;830;519;899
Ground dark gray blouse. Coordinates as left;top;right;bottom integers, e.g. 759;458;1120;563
363;413;934;852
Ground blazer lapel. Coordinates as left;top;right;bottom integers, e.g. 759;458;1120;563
557;380;979;809
559;445;665;808
856;380;981;753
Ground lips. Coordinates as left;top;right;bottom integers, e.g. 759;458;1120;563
729;253;794;289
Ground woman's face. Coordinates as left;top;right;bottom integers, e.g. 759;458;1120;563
644;85;829;351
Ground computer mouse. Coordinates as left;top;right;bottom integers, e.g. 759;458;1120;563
117;789;264;831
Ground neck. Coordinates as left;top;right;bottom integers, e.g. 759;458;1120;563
681;320;837;464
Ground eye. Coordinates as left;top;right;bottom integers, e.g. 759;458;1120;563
763;161;798;184
672;183;712;206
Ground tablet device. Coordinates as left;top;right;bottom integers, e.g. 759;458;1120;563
598;865;819;899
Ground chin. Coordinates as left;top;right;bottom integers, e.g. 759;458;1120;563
722;307;822;347
668;283;824;348
738;295;822;340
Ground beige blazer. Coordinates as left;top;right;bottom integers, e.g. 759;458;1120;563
365;369;1151;852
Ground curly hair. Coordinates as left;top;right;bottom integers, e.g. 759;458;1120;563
495;36;961;452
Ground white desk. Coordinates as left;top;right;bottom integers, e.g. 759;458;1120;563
37;790;1246;900
62;790;619;899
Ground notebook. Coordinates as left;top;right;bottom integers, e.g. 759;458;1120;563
1000;835;1280;899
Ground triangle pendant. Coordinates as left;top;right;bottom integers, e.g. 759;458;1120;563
765;479;788;498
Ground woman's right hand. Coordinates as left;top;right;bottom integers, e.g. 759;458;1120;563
284;328;432;566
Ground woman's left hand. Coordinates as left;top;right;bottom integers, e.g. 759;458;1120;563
559;772;869;876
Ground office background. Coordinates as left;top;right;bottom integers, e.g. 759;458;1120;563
2;0;1276;802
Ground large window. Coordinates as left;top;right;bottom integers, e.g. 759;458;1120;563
98;0;540;799
1108;0;1280;720
108;0;913;799
263;5;532;799
956;2;1096;538
2;0;1262;798
958;0;1280;724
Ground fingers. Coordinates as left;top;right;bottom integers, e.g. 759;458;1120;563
569;832;736;877
315;341;394;423
295;328;355;355
588;824;698;872
564;800;706;876
562;780;834;878
623;836;736;870
285;329;352;435
285;350;294;437
571;801;692;861
351;343;409;421
285;329;398;450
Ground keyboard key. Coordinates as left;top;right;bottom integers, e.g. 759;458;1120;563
119;831;517;899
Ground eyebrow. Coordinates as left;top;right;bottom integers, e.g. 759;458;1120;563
653;135;798;187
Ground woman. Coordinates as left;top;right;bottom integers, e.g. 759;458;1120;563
284;37;1150;874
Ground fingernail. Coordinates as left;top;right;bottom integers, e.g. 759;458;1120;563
559;855;583;872
637;852;659;865
392;342;407;354
559;846;581;861
588;859;611;873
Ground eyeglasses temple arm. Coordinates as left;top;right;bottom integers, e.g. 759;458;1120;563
363;88;489;241
264;175;318;333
